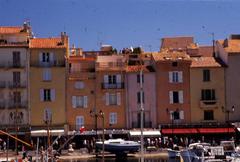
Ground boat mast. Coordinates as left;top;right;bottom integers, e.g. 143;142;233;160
140;57;144;162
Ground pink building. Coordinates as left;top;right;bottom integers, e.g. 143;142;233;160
125;65;157;129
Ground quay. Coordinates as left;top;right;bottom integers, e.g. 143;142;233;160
0;149;169;161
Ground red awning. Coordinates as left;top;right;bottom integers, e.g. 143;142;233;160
198;128;235;134
161;127;235;134
162;128;198;134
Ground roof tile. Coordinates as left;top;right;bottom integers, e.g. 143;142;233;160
30;38;65;48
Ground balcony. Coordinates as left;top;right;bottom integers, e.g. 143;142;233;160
8;81;27;89
101;83;124;89
132;121;152;128
31;60;65;67
7;62;25;68
7;101;28;109
200;100;218;108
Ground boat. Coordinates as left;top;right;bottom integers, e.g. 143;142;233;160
95;138;140;154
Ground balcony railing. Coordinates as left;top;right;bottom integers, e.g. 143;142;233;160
0;62;25;68
8;81;27;89
200;99;218;108
7;101;28;109
132;121;152;128
31;60;65;67
101;83;124;89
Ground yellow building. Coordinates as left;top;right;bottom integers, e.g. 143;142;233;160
190;57;225;123
29;32;69;129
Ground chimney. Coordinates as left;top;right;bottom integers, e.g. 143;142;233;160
61;32;68;46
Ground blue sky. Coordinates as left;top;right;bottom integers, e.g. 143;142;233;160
1;0;240;51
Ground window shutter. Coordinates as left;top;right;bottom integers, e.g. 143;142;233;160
179;90;183;103
106;93;109;106
50;53;54;62
72;96;77;108
83;96;88;108
51;89;55;101
104;75;108;83
179;71;183;83
47;69;51;80
114;113;117;124
116;74;121;83
39;53;43;63
40;89;44;101
117;92;121;105
180;110;184;119
170;111;173;120
169;91;173;104
43;69;46;80
169;72;173;83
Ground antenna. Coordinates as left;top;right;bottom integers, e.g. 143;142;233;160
212;32;215;57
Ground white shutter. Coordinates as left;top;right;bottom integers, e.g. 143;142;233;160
116;74;121;83
104;75;108;83
169;91;173;104
40;89;44;101
106;93;109;106
179;90;183;103
180;110;184;119
170;111;173;120
50;53;54;62
169;72;173;83
51;89;55;101
47;69;51;80
117;92;121;105
179;71;183;83
72;96;77;108
83;96;88;108
39;53;43;63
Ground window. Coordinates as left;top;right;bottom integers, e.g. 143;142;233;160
42;52;50;62
43;69;51;81
169;90;183;104
137;74;144;83
203;69;210;82
169;71;183;83
13;51;20;67
43;108;52;122
13;91;21;104
72;96;88;108
109;113;117;124
170;110;184;120
204;110;214;120
108;75;116;84
40;89;55;101
172;62;178;67
201;89;215;100
106;92;121;106
137;91;145;104
76;116;84;129
103;74;122;88
75;81;84;89
13;72;20;85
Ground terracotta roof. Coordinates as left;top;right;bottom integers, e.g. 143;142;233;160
30;38;66;48
0;26;23;34
68;56;96;62
198;46;214;57
218;39;240;53
126;65;155;73
161;36;194;50
152;50;191;61
191;57;222;68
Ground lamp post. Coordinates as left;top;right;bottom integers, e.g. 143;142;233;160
43;109;52;160
226;106;235;139
90;109;105;156
99;110;105;160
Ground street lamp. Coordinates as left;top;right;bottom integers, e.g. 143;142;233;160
90;109;105;156
99;110;105;160
222;106;235;139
